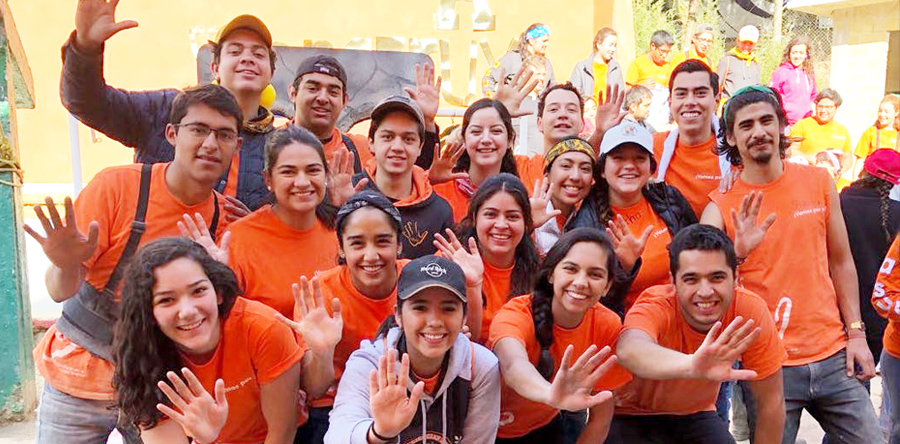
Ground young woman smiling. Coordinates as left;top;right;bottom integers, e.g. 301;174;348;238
571;122;696;313
324;255;501;444
488;228;632;444
453;174;541;343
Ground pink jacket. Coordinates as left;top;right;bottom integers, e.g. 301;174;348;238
770;63;816;125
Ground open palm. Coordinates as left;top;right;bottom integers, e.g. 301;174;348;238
369;350;425;438
690;317;761;381
75;0;139;51
156;368;228;444
731;191;776;259
547;345;616;411
24;197;99;270
278;276;342;357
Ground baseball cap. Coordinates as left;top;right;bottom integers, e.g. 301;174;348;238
294;55;348;90
864;149;900;185
398;255;467;303
738;25;759;43
215;15;272;47
694;23;716;36
599;121;654;156
370;95;426;136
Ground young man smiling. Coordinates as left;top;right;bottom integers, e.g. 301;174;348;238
613;224;785;444
702;86;884;444
62;0;274;212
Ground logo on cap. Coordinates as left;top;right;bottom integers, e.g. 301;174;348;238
623;124;636;135
421;263;447;278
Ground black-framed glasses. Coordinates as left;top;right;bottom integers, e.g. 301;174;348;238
175;123;239;145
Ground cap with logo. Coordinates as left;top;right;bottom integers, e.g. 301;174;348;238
398;255;467;302
215;15;272;48
864;149;900;185
599;121;654;157
737;25;759;44
294;55;348;90
371;95;426;130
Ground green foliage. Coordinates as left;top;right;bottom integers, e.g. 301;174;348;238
755;36;786;85
632;0;725;65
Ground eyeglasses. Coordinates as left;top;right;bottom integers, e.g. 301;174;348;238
816;104;837;110
175;123;239;145
696;37;714;44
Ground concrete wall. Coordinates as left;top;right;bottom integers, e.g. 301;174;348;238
7;0;632;200
829;0;900;142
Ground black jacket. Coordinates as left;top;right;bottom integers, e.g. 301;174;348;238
569;182;697;316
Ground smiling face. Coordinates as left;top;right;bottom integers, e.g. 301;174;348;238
152;257;223;361
290;72;346;139
538;89;584;150
371;111;423;177
550;241;612;319
789;44;808;68
674;249;736;332
397;288;465;370
464;107;511;170
693;32;713;57
212;29;273;97
340;207;401;298
167;104;241;188
737;40;755;55
878;101;899;128
603;144;652;201
670;71;717;136
475;191;526;268
727;102;782;166
814;98;837;124
266;142;327;215
528;35;550;56
597;35;618;62
547;151;594;211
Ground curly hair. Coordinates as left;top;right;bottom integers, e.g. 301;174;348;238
850;173;896;242
114;237;241;429
717;88;790;167
456;174;540;298
531;228;617;379
455;99;519;176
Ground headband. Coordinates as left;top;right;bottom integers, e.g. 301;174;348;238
526;25;550;41
335;192;402;227
544;138;596;172
723;85;780;130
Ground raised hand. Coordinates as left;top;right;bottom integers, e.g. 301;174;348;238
546;345;617;411
369;350;425;439
529;178;561;228
433;229;484;288
690;317;761;381
594;83;627;135
75;0;139;53
404;63;441;128
330;146;368;207
276;276;342;358
178;213;230;264
426;140;467;185
606;214;652;271
24;196;99;270
223;195;251;223
731;191;776;259
718;167;741;193
495;66;540;118
156;368;228;444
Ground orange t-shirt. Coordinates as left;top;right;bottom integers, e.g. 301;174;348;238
874;234;900;358
515;154;545;194
480;261;514;343
227;205;339;318
223;149;241;198
611;198;673;311
617;285;785;415
653;132;721;218
34;162;229;400
488;295;632;438
304;261;407;407
322;127;373;169
709;162;847;365
181;298;305;443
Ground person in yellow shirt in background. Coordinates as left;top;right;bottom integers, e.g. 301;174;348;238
627;30;675;130
790;89;853;164
670;23;716;69
855;94;900;159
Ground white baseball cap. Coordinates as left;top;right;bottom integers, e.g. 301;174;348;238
738;25;759;43
599;121;654;156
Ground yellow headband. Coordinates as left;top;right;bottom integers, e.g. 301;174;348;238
544;138;596;172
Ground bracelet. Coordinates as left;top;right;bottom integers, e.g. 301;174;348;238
369;422;397;442
847;330;867;340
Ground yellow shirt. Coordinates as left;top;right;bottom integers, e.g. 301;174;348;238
626;53;674;88
790;117;852;157
670;48;713;70
854;126;899;158
592;61;609;102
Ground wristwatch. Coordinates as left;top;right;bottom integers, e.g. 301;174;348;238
848;321;866;331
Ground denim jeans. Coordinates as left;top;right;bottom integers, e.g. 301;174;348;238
606;411;735;444
716;381;733;425
881;352;900;444
743;349;885;444
36;383;142;444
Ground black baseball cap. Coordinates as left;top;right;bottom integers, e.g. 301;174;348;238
294;55;348;90
398;255;466;302
368;95;426;141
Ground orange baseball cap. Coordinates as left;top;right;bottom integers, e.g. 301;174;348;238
215;14;272;47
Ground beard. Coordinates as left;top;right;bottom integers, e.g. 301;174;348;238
745;138;776;165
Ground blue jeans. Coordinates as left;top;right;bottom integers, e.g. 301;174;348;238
36;383;142;444
606;412;735;444
882;352;900;444
743;350;884;444
716;381;733;425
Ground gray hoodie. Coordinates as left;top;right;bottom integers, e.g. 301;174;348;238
324;327;501;444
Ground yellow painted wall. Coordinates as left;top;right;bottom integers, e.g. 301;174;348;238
9;0;632;192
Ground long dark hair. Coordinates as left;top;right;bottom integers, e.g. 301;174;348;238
717;88;790;167
457;174;539;297
114;238;241;429
850;173;897;242
531;228;617;379
264;125;337;229
589;146;659;226
455;99;519;176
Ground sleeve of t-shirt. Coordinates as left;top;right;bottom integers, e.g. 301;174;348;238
874;235;900;322
737;292;787;380
625;60;640;86
487;296;534;351
247;308;305;385
789;121;804;140
854;129;872;158
622;294;671;341
74;167;124;271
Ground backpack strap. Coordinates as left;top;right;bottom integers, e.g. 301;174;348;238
209;193;220;238
341;134;364;174
102;162;153;295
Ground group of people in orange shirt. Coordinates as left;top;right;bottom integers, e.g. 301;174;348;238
23;2;900;444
